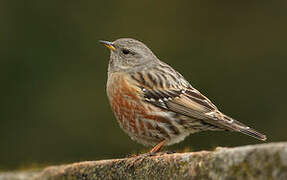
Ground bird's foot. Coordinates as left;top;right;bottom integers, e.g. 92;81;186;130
126;152;156;168
164;150;176;154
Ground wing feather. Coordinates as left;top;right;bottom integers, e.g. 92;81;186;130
128;64;266;141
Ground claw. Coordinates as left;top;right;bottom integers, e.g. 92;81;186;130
165;151;176;154
126;152;156;168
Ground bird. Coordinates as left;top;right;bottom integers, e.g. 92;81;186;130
100;38;267;154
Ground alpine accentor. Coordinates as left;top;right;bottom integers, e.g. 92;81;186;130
100;38;266;153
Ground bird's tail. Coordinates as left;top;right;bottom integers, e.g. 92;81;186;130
223;114;267;141
206;111;267;141
238;125;267;141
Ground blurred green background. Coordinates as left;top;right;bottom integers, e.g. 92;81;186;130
1;0;286;170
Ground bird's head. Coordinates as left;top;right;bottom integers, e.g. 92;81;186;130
100;38;158;72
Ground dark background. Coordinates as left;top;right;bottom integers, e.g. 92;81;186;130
1;0;286;170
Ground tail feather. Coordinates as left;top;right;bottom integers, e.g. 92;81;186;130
223;114;267;141
238;126;267;141
205;111;267;141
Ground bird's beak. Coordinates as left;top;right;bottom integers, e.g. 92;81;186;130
99;40;116;51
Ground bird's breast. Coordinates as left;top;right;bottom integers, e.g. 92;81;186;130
106;73;141;106
106;73;144;130
106;73;171;136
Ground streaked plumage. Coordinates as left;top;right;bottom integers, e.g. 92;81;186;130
101;38;266;153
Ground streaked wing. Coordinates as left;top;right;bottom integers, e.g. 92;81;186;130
130;62;218;120
129;63;267;141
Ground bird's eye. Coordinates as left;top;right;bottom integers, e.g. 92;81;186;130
122;49;130;55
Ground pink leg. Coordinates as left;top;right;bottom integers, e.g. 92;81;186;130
149;140;166;153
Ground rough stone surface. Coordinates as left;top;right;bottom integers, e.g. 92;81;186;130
1;142;287;180
0;170;40;180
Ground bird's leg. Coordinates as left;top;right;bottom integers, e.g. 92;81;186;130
149;140;166;154
127;140;166;168
150;140;176;155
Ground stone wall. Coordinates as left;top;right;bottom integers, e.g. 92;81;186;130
1;142;286;180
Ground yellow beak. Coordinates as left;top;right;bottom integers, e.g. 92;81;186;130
99;40;116;51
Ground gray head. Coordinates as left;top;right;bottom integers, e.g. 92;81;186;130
100;38;158;72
